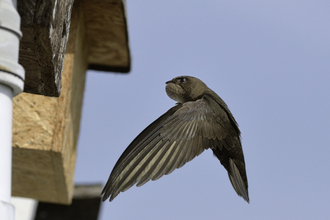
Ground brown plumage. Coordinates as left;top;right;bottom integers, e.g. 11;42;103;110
102;76;249;202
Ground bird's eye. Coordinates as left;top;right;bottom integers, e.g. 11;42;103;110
180;77;187;83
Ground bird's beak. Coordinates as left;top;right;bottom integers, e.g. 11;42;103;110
166;80;173;84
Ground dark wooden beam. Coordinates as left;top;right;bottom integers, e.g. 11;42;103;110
18;0;74;97
34;184;103;220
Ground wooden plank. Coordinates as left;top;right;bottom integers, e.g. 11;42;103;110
12;1;88;204
84;0;130;72
17;0;74;97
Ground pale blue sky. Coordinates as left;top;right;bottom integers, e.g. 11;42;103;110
75;1;330;219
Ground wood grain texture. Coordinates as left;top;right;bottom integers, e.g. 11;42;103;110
12;1;88;204
18;0;74;97
83;0;130;72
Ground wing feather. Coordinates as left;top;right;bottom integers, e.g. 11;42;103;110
136;140;171;186
151;141;179;180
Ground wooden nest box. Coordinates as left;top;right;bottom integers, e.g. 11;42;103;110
12;0;130;204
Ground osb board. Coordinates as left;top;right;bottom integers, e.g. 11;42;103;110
12;1;87;204
83;0;130;72
12;94;57;150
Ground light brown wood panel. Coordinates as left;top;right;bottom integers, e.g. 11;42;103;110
12;1;88;204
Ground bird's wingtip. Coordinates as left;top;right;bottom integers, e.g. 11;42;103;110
228;159;249;203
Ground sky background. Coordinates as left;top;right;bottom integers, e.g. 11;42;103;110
74;1;330;219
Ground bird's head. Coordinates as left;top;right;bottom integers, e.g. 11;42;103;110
165;76;208;103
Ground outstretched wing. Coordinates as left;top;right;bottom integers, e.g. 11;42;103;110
101;98;226;202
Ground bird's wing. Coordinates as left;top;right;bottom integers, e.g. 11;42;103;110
204;94;249;202
101;98;225;202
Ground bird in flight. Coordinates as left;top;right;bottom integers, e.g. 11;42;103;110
102;76;249;202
